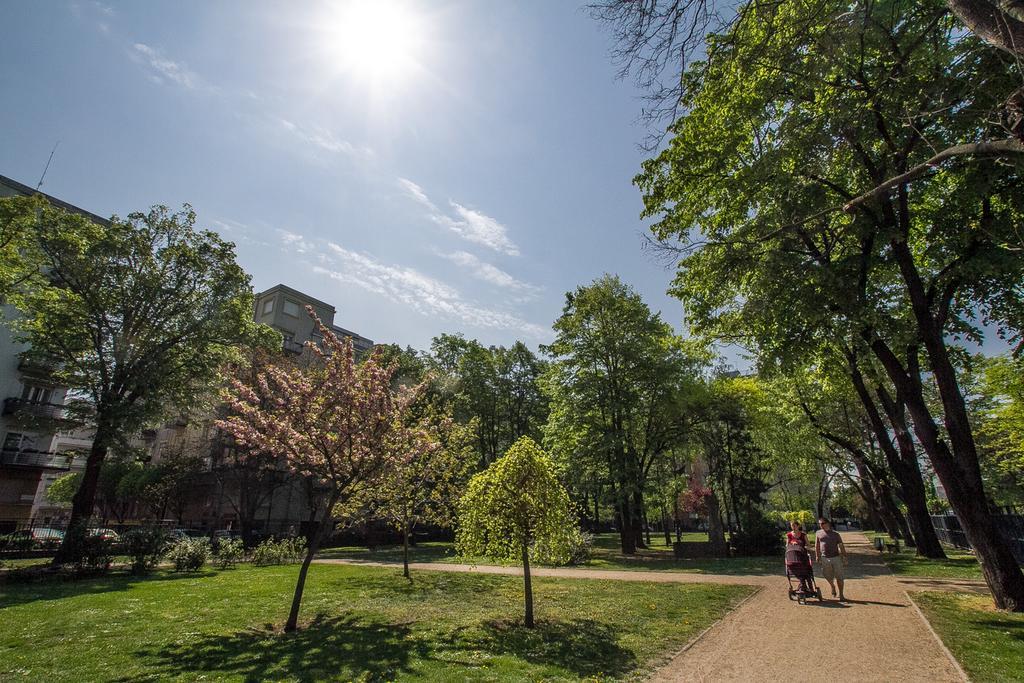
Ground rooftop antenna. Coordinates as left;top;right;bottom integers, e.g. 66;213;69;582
36;141;60;191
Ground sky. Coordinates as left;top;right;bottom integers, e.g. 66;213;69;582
0;0;703;357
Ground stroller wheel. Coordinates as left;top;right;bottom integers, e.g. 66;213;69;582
788;589;796;601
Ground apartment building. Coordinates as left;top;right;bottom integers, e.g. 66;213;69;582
254;284;374;355
0;174;376;531
0;175;108;524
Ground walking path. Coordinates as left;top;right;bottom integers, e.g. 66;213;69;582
316;531;966;682
647;532;965;682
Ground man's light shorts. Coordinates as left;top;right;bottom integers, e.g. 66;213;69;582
820;555;845;581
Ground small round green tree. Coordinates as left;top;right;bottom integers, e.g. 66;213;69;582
456;436;576;628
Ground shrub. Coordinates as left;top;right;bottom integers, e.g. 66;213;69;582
122;527;167;574
732;513;783;556
565;529;593;565
251;537;307;566
167;537;209;572
214;537;244;569
284;536;307;562
73;535;113;574
780;510;815;528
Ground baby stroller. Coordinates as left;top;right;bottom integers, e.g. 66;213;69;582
786;544;823;604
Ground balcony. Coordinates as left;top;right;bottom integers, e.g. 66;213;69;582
0;448;73;470
283;339;305;355
2;398;66;421
16;355;61;383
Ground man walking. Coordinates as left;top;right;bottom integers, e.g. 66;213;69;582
815;517;848;600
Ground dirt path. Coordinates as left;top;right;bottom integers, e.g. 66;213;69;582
316;532;966;682
648;532;965;682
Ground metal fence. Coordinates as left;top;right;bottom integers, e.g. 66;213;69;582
0;519;176;557
930;508;1024;563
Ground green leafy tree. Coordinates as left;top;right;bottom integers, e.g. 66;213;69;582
634;0;1024;608
0;195;46;300
45;471;80;506
11;203;275;563
428;334;548;468
544;275;705;554
456;436;576;628
370;406;472;578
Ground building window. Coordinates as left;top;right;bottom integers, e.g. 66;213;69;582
262;298;275;315
283;299;301;317
21;384;52;404
3;432;35;452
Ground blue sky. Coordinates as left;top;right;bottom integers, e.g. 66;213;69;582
0;0;698;355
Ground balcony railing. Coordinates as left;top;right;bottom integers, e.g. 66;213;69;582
2;398;66;420
0;448;73;470
16;355;61;381
283;339;305;354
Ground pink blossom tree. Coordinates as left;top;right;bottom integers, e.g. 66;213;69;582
369;407;473;578
218;307;409;632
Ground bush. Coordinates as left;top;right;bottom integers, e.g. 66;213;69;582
123;527;167;574
284;536;307;562
214;537;244;569
731;514;783;556
73;535;113;574
780;510;815;528
565;529;593;566
251;537;307;566
167;538;209;572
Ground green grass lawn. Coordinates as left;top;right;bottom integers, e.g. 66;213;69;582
0;562;753;682
912;591;1024;683
864;532;983;579
320;533;780;576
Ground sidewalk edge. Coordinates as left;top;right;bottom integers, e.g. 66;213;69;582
904;589;971;683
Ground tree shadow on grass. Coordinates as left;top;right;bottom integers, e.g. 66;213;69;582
128;613;428;682
974;618;1024;642
478;618;635;678
0;570;218;609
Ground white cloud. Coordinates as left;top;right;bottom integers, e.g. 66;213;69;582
290;239;546;337
397;177;437;212
397;178;519;256
279;119;372;158
446;202;519;256
441;250;541;295
276;229;314;254
132;43;203;90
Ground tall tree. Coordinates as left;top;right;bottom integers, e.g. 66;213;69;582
218;308;414;632
544;275;702;554
11;203;273;563
633;0;1024;607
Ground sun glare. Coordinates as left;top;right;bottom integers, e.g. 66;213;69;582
324;0;424;85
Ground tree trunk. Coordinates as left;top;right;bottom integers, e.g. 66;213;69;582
847;353;945;557
877;386;946;558
285;491;339;632
661;506;672;547
53;427;111;565
706;489;727;553
868;314;1024;609
521;541;534;628
402;520;410;580
614;481;636;554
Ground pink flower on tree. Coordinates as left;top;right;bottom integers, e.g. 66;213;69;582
217;306;418;632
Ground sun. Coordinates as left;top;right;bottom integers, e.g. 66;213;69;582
323;0;424;85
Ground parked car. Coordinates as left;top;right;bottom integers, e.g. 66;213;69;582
89;528;120;541
22;527;66;549
166;528;202;542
